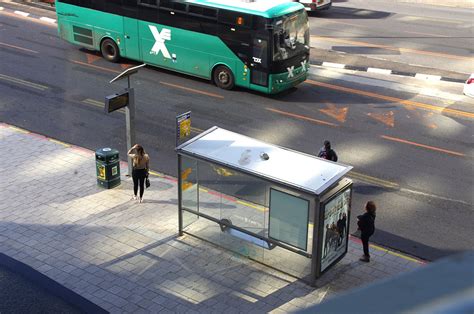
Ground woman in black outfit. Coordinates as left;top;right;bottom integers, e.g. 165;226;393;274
357;201;376;262
127;144;150;203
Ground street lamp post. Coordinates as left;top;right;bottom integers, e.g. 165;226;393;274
108;63;146;176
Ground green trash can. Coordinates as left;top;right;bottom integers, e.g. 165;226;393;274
95;147;120;189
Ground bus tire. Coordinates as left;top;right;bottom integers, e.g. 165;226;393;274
100;38;120;63
213;65;234;90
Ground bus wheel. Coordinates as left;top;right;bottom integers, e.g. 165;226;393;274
100;38;120;63
213;65;234;90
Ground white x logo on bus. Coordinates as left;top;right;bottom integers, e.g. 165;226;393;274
301;60;307;71
149;25;171;59
287;66;295;78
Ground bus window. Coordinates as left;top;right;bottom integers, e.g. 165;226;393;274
272;11;309;61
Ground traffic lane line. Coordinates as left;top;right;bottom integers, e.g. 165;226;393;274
266;107;338;127
311;36;473;61
305;79;474;119
0;73;48;91
82;98;125;113
381;135;466;157
70;60;121;74
0;42;39;54
159;81;224;99
349;171;399;189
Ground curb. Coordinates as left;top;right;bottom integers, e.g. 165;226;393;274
311;61;467;84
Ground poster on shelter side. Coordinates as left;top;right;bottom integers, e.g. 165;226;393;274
320;188;351;272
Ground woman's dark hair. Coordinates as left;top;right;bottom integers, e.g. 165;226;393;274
133;145;146;166
366;201;376;214
136;145;144;157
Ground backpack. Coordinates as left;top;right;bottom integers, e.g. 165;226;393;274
319;148;338;162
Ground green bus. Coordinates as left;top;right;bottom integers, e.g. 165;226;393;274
56;0;310;94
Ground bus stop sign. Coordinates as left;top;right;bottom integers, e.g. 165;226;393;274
105;89;130;113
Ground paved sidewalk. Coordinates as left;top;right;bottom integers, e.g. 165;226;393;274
0;123;425;313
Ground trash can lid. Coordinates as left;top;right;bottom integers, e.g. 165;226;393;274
96;147;119;156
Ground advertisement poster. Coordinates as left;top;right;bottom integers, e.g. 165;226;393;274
176;111;191;146
320;188;351;272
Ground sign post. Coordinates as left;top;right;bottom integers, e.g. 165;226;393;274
176;111;192;147
107;64;145;176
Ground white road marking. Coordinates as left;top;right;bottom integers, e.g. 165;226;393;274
415;73;442;81
14;10;30;17
367;67;392;75
40;17;56;24
322;62;345;69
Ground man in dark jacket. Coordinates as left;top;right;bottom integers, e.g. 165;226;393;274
318;140;338;162
357;201;376;262
336;213;347;246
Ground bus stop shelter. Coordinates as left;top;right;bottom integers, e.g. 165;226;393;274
176;127;353;285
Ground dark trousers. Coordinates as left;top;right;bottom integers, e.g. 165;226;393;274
132;168;147;198
361;235;370;257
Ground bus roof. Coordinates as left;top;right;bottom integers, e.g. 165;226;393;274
187;0;304;18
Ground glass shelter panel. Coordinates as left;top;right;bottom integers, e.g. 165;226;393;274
269;189;309;250
181;156;198;228
180;157;314;280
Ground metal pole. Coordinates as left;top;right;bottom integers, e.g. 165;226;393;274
178;154;183;236
125;87;136;176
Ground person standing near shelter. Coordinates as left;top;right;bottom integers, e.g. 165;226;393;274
318;140;338;162
357;201;376;262
128;144;150;203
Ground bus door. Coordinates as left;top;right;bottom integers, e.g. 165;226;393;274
250;38;269;87
123;17;141;61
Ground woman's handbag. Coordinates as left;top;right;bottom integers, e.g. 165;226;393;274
145;174;150;188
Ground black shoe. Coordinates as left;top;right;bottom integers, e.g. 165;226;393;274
359;255;370;262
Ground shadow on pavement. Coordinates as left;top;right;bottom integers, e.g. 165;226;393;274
353;184;390;196
0;253;107;313
359;229;462;262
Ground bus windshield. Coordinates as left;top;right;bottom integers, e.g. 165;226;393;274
272;10;309;61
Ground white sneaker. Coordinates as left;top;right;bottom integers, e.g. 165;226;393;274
132;195;137;200
139;197;143;203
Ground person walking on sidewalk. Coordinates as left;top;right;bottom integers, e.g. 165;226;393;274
357;201;376;262
318;140;338;162
128;144;150;203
